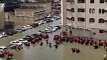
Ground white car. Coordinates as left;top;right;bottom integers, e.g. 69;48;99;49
17;38;28;43
0;46;7;51
52;27;57;32
25;25;33;29
14;28;22;32
46;14;51;18
10;40;23;46
44;28;52;33
0;46;7;49
0;34;3;38
21;26;27;31
51;18;56;21
38;20;46;25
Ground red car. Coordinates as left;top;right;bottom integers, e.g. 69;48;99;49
0;51;5;58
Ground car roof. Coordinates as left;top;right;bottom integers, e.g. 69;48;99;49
0;46;6;49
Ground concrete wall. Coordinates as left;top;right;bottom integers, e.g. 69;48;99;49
0;3;5;30
6;3;51;26
61;0;67;31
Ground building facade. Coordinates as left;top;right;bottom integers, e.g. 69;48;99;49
0;3;5;31
5;3;51;26
61;0;107;40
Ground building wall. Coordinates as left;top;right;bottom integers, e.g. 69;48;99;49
61;0;67;30
0;3;5;30
62;0;107;40
5;3;51;26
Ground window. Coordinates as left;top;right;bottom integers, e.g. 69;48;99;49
93;32;96;35
102;9;105;13
90;0;94;3
92;8;95;13
70;30;72;35
100;0;104;3
78;0;85;3
99;18;104;23
78;8;85;12
99;9;105;13
71;8;75;12
89;8;92;13
71;17;75;21
66;8;75;12
89;8;95;13
66;17;71;20
67;0;74;2
66;17;75;21
99;9;102;13
78;17;85;22
99;30;104;33
89;18;95;22
66;9;71;11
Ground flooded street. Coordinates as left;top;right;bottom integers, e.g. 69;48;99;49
12;30;64;60
0;19;106;60
0;20;64;60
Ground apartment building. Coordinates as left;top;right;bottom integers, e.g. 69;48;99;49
0;3;5;31
61;0;107;39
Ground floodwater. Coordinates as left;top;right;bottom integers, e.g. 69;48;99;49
0;20;64;60
0;19;106;60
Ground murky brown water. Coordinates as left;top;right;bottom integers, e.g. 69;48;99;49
64;43;106;60
0;20;64;60
0;19;105;60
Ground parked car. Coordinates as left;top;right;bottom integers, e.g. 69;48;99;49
30;23;39;28
51;18;56;21
44;28;52;33
17;38;28;43
52;27;58;32
8;44;16;49
5;29;17;35
45;19;53;23
0;34;3;38
14;28;22;33
53;16;60;20
45;14;52;18
21;26;27;31
25;25;33;29
1;32;8;37
10;40;23;46
0;46;7;51
54;26;61;29
38;20;46;25
23;37;33;42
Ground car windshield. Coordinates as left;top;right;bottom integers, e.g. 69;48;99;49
16;41;19;43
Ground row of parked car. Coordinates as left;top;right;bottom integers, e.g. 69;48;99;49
8;25;61;47
0;15;60;39
8;32;49;49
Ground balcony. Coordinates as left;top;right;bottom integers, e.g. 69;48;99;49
66;0;74;4
66;8;74;12
66;17;75;21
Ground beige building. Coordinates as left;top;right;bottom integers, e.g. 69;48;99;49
61;0;107;40
5;2;51;26
0;3;5;31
